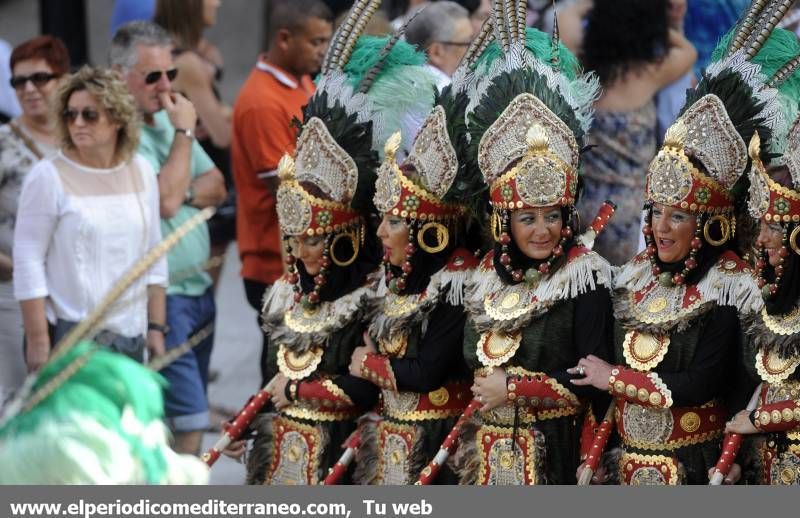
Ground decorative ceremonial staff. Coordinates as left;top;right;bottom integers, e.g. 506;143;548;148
577;401;616;485
415;399;482;485
709;383;762;485
323;428;363;485
415;202;618;484
202;385;271;466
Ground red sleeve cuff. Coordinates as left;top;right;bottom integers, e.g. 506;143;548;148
608;366;673;408
505;371;580;409
296;377;355;409
360;352;397;391
753;399;800;433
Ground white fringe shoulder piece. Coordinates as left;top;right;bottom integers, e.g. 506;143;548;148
260;270;382;353
369;249;479;342
613;250;763;335
465;246;614;333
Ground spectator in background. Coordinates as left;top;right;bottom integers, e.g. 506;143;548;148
13;66;167;369
231;0;332;389
111;21;226;455
154;0;235;287
0;36;69;401
110;0;156;37
683;0;748;77
0;39;22;122
656;0;694;139
578;0;695;265
404;1;473;90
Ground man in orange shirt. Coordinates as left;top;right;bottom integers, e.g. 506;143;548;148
231;0;333;388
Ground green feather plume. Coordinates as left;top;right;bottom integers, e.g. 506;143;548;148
344;36;427;89
473;28;580;80
0;342;207;484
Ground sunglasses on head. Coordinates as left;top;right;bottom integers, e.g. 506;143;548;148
9;72;59;89
143;68;178;85
62;108;101;124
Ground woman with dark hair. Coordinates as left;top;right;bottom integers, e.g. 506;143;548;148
578;0;696;265
723;119;800;486
447;3;615;485
345;26;487;486
570;13;800;483
0;35;70;400
236;2;439;484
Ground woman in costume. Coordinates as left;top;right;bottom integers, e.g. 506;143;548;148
444;0;615;486
725;113;800;485
571;2;798;484
345;20;491;486
243;0;439;485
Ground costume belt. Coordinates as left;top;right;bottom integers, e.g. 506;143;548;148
479;400;579;426
283;403;361;423
382;381;471;421
616;399;725;451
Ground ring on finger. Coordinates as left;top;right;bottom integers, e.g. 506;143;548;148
577;366;586;376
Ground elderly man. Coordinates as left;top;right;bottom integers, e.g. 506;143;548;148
110;21;226;455
405;1;473;90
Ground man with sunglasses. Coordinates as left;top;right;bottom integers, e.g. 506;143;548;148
111;21;226;457
404;1;473;90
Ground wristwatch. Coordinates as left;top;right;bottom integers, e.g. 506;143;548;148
148;322;170;335
174;127;194;140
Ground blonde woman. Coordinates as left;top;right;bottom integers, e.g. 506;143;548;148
13;66;167;370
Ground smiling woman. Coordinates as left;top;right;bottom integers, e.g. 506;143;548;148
13;66;168;372
0;36;70;401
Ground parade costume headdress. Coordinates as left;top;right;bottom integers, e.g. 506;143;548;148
641;0;800;288
463;0;602;285
0;342;208;484
275;0;437;308
748;92;800;304
371;18;495;294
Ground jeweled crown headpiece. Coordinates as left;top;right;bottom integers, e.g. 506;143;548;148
464;0;599;214
647;0;800;217
276;0;437;239
373;17;495;222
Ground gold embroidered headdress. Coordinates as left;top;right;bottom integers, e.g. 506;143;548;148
275;0;437;307
641;0;800;287
371;18;495;293
463;0;600;283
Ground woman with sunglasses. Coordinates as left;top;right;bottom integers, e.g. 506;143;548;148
13;66;167;370
0;36;69;401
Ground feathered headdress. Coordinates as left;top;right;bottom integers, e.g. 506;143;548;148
642;0;800;288
0;342;208;484
275;0;437;306
460;0;600;283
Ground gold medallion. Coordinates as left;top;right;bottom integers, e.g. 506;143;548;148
384;293;421;318
622;331;670;371
277;344;324;380
379;333;408;357
484;285;539;321
501;292;520;309
428;387;450;407
476;331;522;367
285;302;328;333
679;412;701;433
647;297;668;314
756;348;800;384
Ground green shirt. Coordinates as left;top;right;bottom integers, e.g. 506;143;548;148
138;110;215;296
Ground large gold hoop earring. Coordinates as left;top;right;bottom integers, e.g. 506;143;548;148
491;212;503;242
417;222;449;254
330;232;359;266
790;226;800;256
703;215;730;247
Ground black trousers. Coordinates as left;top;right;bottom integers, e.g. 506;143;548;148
243;278;273;390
